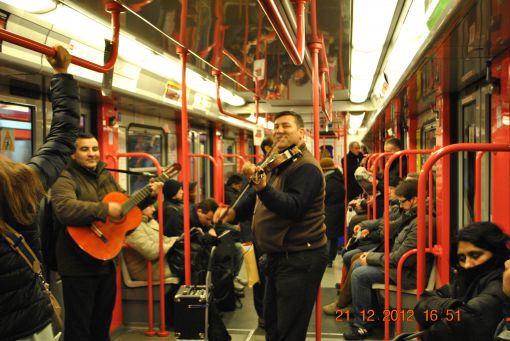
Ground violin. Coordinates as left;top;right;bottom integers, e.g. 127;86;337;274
250;145;302;184
218;145;303;222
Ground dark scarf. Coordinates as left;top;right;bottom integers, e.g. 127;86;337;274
454;256;504;301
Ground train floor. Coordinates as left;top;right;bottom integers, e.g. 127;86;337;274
112;256;387;340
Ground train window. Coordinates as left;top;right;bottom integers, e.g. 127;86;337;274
0;102;33;163
223;138;237;179
189;130;211;202
420;120;436;164
126;124;166;193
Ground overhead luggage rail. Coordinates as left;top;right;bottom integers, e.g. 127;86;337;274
0;1;123;73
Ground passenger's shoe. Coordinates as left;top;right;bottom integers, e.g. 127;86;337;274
233;279;245;291
235;276;248;286
343;326;372;340
322;301;339;315
258;317;265;329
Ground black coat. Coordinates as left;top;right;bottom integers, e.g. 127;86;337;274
0;74;80;341
342;152;363;200
415;266;504;341
324;169;345;239
163;199;183;237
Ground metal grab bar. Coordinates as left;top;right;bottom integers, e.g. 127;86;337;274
382;149;433;340
475;151;486;222
111;152;164;337
258;0;307;65
416;143;510;297
0;2;123;73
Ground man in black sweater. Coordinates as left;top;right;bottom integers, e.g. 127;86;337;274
343;141;364;201
216;111;327;341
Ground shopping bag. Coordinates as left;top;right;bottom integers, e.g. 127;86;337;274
241;242;260;287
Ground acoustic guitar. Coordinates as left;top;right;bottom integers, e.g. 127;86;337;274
67;163;181;260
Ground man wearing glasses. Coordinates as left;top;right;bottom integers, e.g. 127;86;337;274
344;179;435;339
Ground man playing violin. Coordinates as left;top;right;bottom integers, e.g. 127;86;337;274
215;111;328;341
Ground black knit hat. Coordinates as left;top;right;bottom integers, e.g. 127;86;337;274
163;179;181;200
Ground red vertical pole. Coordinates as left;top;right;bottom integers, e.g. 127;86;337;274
213;124;224;203
475;151;485;222
177;0;191;301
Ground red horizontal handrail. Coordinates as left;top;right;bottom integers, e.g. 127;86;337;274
222;49;254;80
0;2;123;73
223;153;246;165
394;247;439;335
189;153;217;167
257;0;307;65
417;144;510;297
213;72;253;124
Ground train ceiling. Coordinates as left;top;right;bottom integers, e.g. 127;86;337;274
65;0;366;129
0;0;461;137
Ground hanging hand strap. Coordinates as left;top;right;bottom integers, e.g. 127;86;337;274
0;221;63;329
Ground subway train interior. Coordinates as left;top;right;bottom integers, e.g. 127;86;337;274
0;0;509;340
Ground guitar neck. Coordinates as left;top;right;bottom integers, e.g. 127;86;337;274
122;172;171;212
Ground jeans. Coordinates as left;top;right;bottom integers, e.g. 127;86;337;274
342;248;362;269
264;245;328;341
350;264;387;329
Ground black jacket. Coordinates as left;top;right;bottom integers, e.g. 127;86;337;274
342;152;363;200
0;74;80;341
324;169;345;239
163;199;183;237
415;266;504;341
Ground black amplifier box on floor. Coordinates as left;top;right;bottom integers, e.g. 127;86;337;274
174;285;209;340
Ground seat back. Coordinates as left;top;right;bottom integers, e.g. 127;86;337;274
119;251;179;288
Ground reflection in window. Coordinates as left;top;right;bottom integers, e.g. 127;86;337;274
126;125;166;193
0;103;33;163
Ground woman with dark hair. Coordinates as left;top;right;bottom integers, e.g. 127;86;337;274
415;222;510;341
0;46;80;340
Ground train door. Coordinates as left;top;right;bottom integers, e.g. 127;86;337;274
189;129;211;202
126;124;167;193
0;102;33;162
456;85;491;227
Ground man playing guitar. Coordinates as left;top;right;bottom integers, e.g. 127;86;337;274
51;133;163;341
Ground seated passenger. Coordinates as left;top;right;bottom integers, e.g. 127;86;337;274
167;198;219;237
343;179;434;339
162;179;183;236
124;204;178;281
323;177;401;314
415;222;509;341
495;259;510;340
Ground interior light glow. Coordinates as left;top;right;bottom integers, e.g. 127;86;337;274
348;127;358;135
352;0;398;52
34;3;245;107
349;77;372;103
349;112;365;129
384;0;430;89
350;0;397;103
218;115;254;130
0;0;56;13
351;49;382;79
